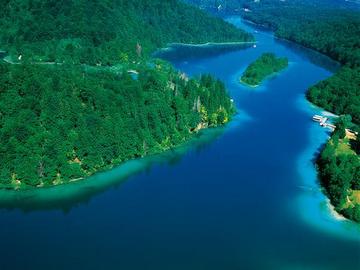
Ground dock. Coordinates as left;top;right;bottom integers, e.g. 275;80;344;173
312;115;336;131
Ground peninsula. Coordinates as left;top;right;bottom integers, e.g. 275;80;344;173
0;0;253;189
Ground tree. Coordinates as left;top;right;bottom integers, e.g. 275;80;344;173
335;115;352;139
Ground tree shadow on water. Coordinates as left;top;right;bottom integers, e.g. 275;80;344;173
0;126;225;213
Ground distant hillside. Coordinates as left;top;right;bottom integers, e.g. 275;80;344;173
242;1;360;66
0;0;253;65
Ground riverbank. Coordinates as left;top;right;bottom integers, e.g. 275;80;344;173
295;96;360;239
0;112;249;211
239;65;292;89
239;78;259;88
168;41;256;48
0;104;251;211
1;117;231;191
239;68;289;89
233;16;359;224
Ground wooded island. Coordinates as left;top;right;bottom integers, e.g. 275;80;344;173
240;53;288;87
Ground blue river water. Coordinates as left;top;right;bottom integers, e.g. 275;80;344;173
0;17;359;270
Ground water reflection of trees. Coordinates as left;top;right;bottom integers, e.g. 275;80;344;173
276;39;340;73
154;43;252;62
0;127;224;213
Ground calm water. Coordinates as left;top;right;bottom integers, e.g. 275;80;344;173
0;17;359;270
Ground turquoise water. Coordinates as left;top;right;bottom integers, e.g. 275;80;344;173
0;17;359;270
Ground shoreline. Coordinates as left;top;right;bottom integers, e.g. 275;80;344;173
239;66;289;89
0;112;254;211
168;41;256;48
156;41;256;54
239;78;259;88
0;119;230;192
306;102;351;224
327;200;347;221
306;102;356;223
295;96;360;239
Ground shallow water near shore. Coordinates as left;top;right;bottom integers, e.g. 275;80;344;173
0;17;359;270
0;122;235;212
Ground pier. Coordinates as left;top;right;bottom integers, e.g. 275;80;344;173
312;115;336;131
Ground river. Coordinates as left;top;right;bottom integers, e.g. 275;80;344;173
0;17;359;270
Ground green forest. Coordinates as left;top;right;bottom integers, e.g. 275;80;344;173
0;62;235;188
0;0;251;188
240;53;288;86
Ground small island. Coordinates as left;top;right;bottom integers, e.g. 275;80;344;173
240;53;288;87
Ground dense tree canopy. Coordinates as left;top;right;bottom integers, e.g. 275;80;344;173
0;62;235;188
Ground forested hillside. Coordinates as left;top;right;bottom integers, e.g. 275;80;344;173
242;1;360;66
0;62;234;188
0;0;253;64
0;0;250;188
